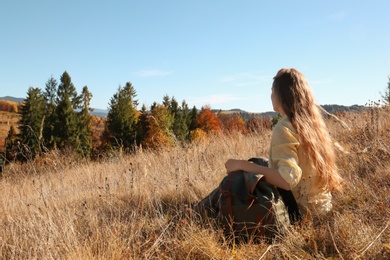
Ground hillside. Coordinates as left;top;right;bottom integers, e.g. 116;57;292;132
1;96;368;119
0;109;389;259
0;96;24;103
0;111;19;152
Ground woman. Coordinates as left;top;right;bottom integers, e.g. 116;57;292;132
225;68;343;215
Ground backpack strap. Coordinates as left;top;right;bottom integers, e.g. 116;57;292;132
219;174;235;226
244;171;263;194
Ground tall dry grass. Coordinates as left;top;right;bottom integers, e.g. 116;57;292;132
1;109;389;259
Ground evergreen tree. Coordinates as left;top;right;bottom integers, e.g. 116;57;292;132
43;75;58;148
382;76;390;106
53;71;81;150
106;82;139;150
189;105;199;132
5;124;18;161
181;100;192;141
18;87;46;158
169;97;188;143
136;104;150;146
162;95;170;107
44;75;58;108
77;86;94;157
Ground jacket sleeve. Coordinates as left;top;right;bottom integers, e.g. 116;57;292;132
270;123;302;189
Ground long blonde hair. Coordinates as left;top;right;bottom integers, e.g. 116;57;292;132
273;68;343;191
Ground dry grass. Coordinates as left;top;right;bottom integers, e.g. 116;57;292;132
0;111;19;152
1;109;389;259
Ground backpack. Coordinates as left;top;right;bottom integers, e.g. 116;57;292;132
217;159;291;242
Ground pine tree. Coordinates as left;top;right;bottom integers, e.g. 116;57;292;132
43;75;58;148
136;104;150;146
168;97;189;143
53;71;81;150
77;86;94;157
181;100;191;141
5;124;18;161
189;106;199;132
18;87;46;158
382;76;390;106
44;75;58;108
106;82;139;151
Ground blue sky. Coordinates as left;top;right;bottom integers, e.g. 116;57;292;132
1;1;389;113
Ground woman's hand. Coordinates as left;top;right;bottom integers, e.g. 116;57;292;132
225;159;245;174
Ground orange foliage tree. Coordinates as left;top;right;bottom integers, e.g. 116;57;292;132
143;104;174;149
195;106;222;134
0;100;20;113
217;113;247;133
246;116;272;133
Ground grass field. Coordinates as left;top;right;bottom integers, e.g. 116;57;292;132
0;111;19;152
0;108;389;259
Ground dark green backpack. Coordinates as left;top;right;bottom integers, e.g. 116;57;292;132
217;162;291;242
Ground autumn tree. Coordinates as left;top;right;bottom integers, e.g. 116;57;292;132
106;82;139;151
0;100;19;113
143;103;174;149
218;113;246;133
246;116;272;133
195;106;222;134
18;87;46;158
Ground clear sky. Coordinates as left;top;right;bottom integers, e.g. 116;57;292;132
1;0;389;113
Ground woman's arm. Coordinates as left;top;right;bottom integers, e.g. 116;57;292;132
225;159;291;190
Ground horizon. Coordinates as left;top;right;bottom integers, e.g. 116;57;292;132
1;1;389;112
0;95;367;116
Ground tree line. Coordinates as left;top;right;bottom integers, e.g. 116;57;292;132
3;71;273;162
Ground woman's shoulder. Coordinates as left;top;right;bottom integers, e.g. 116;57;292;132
274;117;294;131
272;117;299;141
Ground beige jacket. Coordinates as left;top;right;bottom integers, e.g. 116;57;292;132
268;117;332;214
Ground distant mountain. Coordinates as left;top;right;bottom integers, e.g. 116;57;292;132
321;104;366;113
91;108;108;118
0;96;24;103
0;96;109;117
212;104;367;121
0;96;367;119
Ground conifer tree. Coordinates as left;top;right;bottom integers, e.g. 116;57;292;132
44;75;58;108
106;82;139;150
53;71;81;150
136;104;149;146
18;87;46;158
43;75;58;148
181;100;191;141
5;124;18;161
169;97;189;143
382;76;390;106
77;86;94;157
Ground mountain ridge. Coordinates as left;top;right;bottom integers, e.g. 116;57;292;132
0;96;366;118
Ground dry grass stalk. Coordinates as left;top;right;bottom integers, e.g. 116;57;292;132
1;109;389;259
